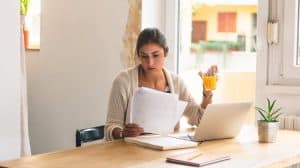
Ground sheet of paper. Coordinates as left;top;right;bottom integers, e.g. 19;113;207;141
131;87;187;134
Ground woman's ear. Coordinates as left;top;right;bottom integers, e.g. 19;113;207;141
164;52;168;57
164;47;169;57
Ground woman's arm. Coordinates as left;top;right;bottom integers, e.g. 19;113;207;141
176;77;205;126
199;65;217;109
201;89;213;109
104;73;129;140
105;71;144;140
177;67;217;126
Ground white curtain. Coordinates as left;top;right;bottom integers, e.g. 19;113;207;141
20;15;31;156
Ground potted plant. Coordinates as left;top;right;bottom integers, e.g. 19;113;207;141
255;98;282;143
20;0;30;49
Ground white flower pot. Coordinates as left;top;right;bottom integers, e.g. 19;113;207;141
257;120;279;143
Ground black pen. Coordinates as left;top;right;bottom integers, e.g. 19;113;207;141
187;134;193;141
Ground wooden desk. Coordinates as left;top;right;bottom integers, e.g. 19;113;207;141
1;127;300;168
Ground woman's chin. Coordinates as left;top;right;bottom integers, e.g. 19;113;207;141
147;69;161;74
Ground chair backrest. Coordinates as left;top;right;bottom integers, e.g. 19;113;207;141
76;125;105;147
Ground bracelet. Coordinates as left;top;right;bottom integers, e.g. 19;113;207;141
203;92;213;98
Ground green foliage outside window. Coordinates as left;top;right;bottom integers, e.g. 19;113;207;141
20;0;30;15
191;40;243;53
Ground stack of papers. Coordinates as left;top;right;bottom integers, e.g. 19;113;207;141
130;87;187;134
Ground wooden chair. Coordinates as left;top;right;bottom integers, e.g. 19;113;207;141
76;125;104;147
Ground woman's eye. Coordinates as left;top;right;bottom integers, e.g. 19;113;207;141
153;55;159;57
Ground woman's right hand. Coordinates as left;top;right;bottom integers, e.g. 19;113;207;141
123;123;144;137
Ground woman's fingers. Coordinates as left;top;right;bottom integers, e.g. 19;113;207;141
124;126;143;132
125;123;139;128
124;129;143;137
199;65;218;76
123;123;144;137
198;66;217;77
124;131;140;137
208;65;218;75
198;71;203;78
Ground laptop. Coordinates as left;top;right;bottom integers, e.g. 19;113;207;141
193;101;252;142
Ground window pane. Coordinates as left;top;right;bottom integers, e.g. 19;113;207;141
268;0;300;84
25;0;40;49
178;0;257;124
298;0;300;65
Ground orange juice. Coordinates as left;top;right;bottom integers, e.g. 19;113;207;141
203;75;217;91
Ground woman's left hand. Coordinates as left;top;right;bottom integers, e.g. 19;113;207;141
198;65;218;78
198;65;218;108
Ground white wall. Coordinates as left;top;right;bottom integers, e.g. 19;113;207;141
26;0;127;154
0;0;21;161
142;0;165;30
142;0;178;72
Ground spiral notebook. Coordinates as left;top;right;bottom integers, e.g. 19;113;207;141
166;150;231;167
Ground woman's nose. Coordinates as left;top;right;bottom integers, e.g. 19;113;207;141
147;58;154;66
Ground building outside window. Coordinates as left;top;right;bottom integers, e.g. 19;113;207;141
24;0;40;49
178;0;257;124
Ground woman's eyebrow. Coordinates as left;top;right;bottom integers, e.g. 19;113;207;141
139;52;148;56
151;50;160;54
140;50;160;55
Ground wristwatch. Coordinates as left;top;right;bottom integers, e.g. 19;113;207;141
203;92;213;99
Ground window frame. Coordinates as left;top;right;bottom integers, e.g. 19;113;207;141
268;0;300;86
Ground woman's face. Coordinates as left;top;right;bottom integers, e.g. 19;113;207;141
138;43;166;74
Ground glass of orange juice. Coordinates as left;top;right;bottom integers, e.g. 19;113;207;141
202;75;217;91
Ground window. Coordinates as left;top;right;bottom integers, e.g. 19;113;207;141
24;0;40;49
192;21;207;42
218;12;236;32
268;0;300;86
298;0;300;66
178;0;257;124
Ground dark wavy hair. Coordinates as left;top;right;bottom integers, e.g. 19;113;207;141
135;28;169;57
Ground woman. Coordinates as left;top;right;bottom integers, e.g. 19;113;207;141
105;28;218;140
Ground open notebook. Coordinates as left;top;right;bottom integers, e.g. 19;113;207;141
124;135;198;150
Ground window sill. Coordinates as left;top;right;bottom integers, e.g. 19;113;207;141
26;44;40;51
266;85;300;95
